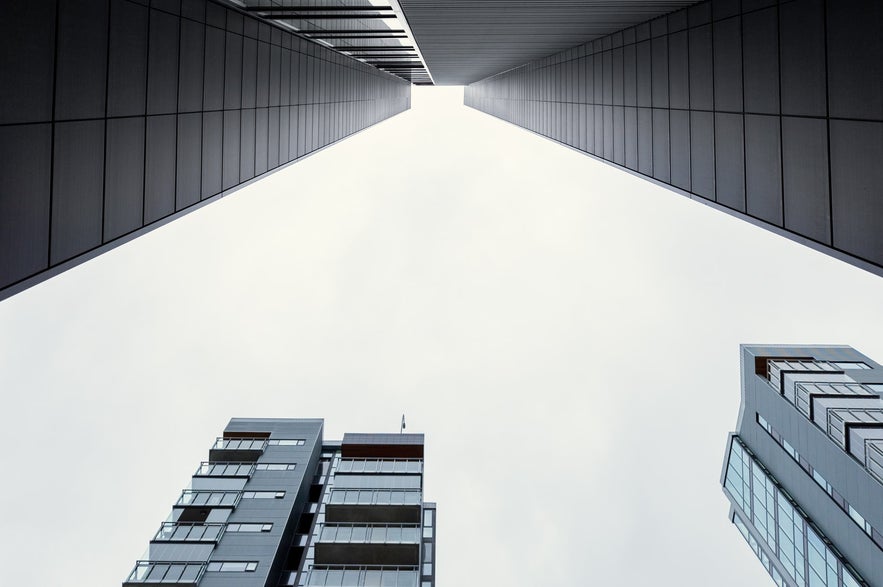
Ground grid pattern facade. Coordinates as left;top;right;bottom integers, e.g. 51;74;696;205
0;0;410;299
465;0;883;277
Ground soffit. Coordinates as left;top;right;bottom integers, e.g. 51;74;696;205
397;0;700;85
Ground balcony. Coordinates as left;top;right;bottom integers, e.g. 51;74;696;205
326;490;421;525
328;489;422;506
123;561;206;585
305;565;419;587
194;461;255;477
766;359;840;395
153;522;225;543
175;490;240;509
794;381;877;418
337;459;422;474
315;524;420;566
208;437;267;462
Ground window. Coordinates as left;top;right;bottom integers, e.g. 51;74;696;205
256;463;296;471
242;491;285;499
833;362;871;370
812;469;832;495
268;439;306;446
848;505;872;535
226;523;272;533
757;414;772;434
206;561;258;572
782;439;799;461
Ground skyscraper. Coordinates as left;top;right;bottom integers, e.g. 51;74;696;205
123;418;436;587
0;0;412;300
3;0;883;299
458;1;883;279
721;345;883;586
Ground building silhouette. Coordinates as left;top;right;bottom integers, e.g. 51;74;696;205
2;0;882;298
722;345;883;586
123;418;436;587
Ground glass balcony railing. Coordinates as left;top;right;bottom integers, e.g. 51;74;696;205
793;382;877;417
124;561;206;585
328;489;421;506
318;524;421;545
337;459;422;474
767;359;839;392
176;489;240;508
153;522;225;543
212;437;268;451
305;566;419;587
194;461;255;477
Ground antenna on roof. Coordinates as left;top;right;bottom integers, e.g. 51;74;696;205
400;414;406;434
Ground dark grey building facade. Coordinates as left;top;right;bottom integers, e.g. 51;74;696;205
0;0;411;300
123;418;436;586
459;0;883;278
722;345;883;586
4;0;883;299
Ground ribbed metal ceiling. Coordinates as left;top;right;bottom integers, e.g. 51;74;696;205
396;0;700;85
239;1;434;84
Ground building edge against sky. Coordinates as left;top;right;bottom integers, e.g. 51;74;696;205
0;0;410;301
122;418;435;587
4;0;883;301
463;0;883;279
722;345;883;586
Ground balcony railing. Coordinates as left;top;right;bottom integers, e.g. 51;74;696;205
328;489;422;506
212;437;268;451
123;561;206;585
305;566;419;587
337;459;422;474
153;522;225;543
176;489;240;508
793;382;877;417
194;461;255;477
767;359;840;394
318;524;421;545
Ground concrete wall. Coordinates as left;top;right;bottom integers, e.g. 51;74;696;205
0;0;410;299
465;0;883;278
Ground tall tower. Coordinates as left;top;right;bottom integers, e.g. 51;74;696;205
123;418;435;587
722;345;883;586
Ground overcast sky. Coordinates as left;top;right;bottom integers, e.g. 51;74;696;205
2;86;883;586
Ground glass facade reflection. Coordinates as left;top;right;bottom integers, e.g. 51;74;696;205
724;437;864;587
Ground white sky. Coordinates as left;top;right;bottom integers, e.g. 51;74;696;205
2;86;883;586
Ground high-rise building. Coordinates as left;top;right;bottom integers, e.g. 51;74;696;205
721;345;883;586
456;0;883;279
0;0;413;300
122;418;436;587
4;0;883;301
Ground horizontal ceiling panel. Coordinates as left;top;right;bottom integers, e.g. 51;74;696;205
397;0;699;84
